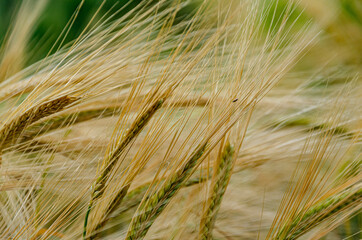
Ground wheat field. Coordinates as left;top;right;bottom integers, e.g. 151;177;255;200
0;0;360;239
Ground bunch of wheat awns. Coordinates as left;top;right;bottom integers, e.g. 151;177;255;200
0;0;360;239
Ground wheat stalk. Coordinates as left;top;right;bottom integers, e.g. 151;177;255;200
198;142;235;240
125;142;207;240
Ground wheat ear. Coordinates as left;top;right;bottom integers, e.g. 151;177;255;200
22;97;207;144
93;99;164;196
23;106;120;141
198;142;234;240
277;186;362;240
125;143;207;240
0;95;78;152
83;98;164;239
22;97;209;151
93;173;211;236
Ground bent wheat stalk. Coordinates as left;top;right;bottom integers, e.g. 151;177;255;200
125;143;207;240
198;142;235;240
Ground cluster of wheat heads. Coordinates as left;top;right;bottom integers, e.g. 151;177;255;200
0;0;361;239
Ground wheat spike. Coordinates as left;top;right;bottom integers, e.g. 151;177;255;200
22;106;120;143
276;185;362;240
0;95;78;152
198;142;235;240
92;173;211;237
125;143;207;240
22;96;208;143
95;98;164;192
83;98;164;239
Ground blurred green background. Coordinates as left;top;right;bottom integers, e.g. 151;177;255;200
0;0;144;64
0;0;200;66
0;0;361;67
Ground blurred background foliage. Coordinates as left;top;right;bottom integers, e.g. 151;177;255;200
0;0;201;65
0;0;361;67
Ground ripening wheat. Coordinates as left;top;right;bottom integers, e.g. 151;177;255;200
0;0;360;239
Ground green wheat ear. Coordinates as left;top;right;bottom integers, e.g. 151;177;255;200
198;142;235;240
91;174;210;238
125;143;207;240
276;185;362;240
